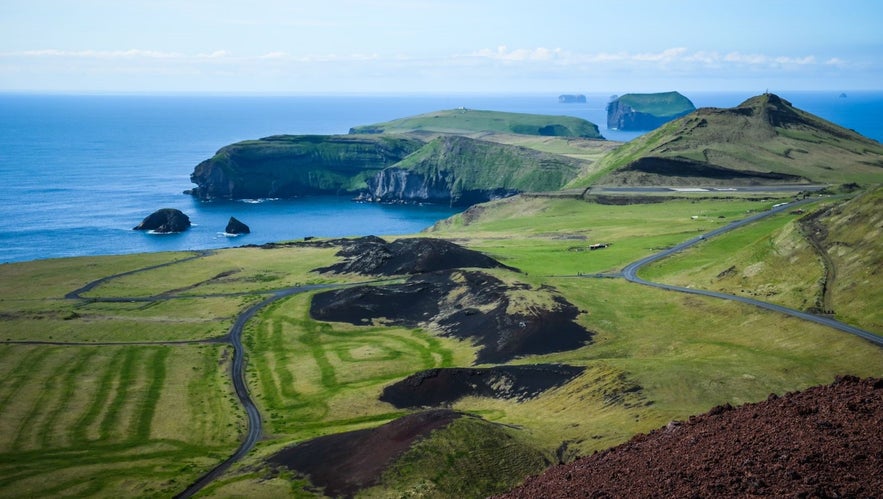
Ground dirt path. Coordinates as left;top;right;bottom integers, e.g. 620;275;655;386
798;207;837;313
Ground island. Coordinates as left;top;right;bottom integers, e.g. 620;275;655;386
558;94;587;103
606;91;696;131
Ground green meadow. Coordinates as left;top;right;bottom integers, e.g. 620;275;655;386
1;193;881;497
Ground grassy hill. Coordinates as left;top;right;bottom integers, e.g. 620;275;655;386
575;93;883;188
349;108;604;139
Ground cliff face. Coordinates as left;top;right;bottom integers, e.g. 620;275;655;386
188;135;424;200
363;167;519;206
360;135;584;206
190;133;587;206
607;92;696;131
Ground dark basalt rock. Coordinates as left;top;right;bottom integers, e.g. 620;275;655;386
132;208;190;233
314;236;516;275
380;364;586;408
225;216;250;234
310;269;592;364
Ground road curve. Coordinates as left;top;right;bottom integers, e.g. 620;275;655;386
175;284;334;499
619;198;883;348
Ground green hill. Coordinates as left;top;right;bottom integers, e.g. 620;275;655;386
349;108;604;139
576;93;883;188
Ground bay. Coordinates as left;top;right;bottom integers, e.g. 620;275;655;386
1;91;880;263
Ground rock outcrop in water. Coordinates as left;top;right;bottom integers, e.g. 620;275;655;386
132;208;190;233
225;217;250;234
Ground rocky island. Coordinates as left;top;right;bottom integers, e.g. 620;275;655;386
132;208;191;233
606;91;695;131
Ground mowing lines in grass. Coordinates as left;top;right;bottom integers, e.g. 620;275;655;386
247;294;460;435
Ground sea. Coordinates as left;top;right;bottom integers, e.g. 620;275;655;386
1;91;881;264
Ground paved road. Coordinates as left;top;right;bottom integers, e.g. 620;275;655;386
618;198;883;348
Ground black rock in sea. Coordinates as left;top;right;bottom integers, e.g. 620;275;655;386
133;208;191;233
225;216;250;234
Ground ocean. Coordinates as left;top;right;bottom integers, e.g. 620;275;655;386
1;91;881;264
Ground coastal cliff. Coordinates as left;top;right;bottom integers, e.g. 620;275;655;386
189;114;594;205
360;135;585;205
188;135;423;200
607;91;695;131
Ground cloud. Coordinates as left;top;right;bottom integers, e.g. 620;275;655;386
16;49;185;59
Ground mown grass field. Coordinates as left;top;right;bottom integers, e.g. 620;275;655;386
1;194;881;497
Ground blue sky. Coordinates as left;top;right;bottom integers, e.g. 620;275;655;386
1;0;881;94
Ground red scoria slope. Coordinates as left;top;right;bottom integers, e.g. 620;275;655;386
499;376;883;498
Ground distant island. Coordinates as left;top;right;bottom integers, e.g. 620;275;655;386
607;91;696;131
558;94;586;103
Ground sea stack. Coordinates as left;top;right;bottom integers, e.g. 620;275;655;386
225;216;250;234
132;208;191;233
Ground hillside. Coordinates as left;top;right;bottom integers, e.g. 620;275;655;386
640;186;883;332
607;91;695;131
500;376;883;498
575;93;883;188
348;108;604;139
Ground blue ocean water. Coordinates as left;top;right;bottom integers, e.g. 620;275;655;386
1;91;880;263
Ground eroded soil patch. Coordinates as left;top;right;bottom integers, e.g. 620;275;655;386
380;364;586;408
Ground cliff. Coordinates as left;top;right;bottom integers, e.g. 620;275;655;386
188;135;423;200
607;91;695;131
360;135;586;205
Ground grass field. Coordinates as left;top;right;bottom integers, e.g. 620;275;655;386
1;193;881;497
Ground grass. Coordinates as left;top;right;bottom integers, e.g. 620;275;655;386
0;344;241;498
0;193;881;497
639;209;825;310
350;108;602;138
244;292;475;439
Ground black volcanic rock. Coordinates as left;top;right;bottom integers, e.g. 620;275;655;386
381;364;586;408
132;208;190;233
225;216;250;234
314;236;516;275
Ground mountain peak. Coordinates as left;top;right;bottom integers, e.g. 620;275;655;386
735;93;806;128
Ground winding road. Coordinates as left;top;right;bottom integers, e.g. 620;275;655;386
616;198;883;348
174;284;335;499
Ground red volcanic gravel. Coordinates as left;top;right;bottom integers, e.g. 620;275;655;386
499;376;883;498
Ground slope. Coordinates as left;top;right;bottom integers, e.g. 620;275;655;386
573;93;883;188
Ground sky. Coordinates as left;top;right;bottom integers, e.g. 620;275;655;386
1;0;881;94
